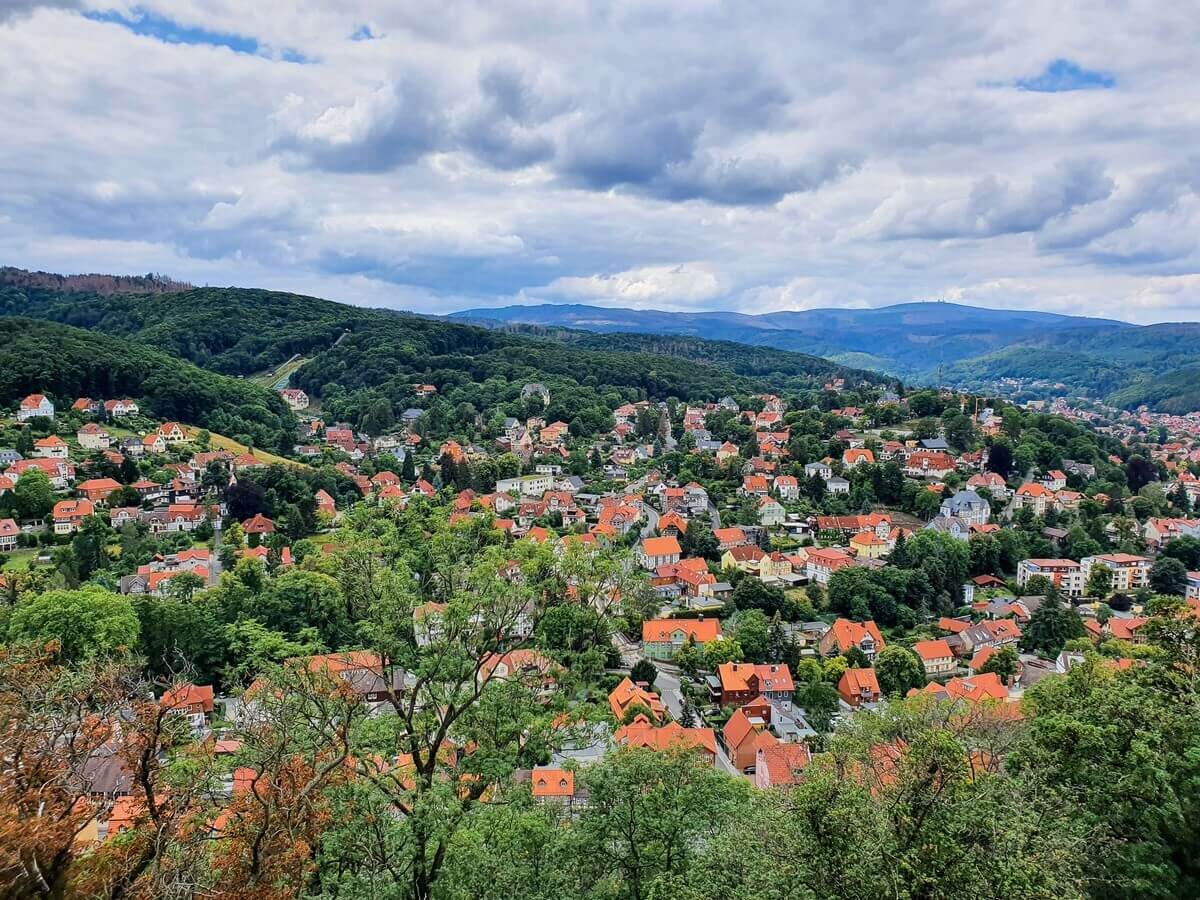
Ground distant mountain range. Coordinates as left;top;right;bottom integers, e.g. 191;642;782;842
452;302;1200;413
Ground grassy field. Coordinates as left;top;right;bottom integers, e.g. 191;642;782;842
250;354;310;390
2;547;41;572
183;426;307;469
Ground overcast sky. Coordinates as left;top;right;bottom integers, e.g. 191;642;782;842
2;2;1199;322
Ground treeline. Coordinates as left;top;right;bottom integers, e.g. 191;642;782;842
0;319;296;451
1;280;897;440
0;266;192;295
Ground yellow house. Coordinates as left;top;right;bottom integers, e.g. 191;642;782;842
850;530;888;560
721;545;765;573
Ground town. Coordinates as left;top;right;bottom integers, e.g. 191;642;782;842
4;366;1200;896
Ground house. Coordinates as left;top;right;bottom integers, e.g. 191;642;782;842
1081;554;1151;593
104;399;139;417
17;394;55;421
837;667;881;707
1042;469;1068;491
826;476;850;495
529;767;586;807
1088;616;1151;645
156;422;188;444
1187;572;1200;603
279;388;309;410
613;715;717;765
805;547;855;585
77;423;112;450
842;448;875;468
821;618;886;660
716;442;740;463
723;706;784;772
142;433;167;455
710;663;794;708
849;530;888;559
642;617;722;661
804;461;833;481
609;677;667;722
1013;483;1054;516
76;478;122;504
903;451;956;479
741;474;770;496
910;671;1010;704
721;544;765;573
939;489;990;526
0;518;19;551
7;457;75;491
161;683;214;737
713;526;750;550
33;435;69;459
1017;559;1084;597
912;639;957;677
161;503;208;533
72;397;101;415
773;474;799;501
754;743;812;788
923;516;971;541
950;619;1022;657
758;497;785;526
53;498;95;535
242;513;276;536
640;535;681;570
967;471;1009;498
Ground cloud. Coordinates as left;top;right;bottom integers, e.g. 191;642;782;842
534;263;723;306
2;1;1200;323
270;77;444;172
0;0;78;24
865;159;1115;240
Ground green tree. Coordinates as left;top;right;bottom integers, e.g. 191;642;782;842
1084;564;1113;599
630;658;658;687
574;748;750;900
8;586;138;663
1149;557;1189;596
978;645;1019;681
732;610;771;663
873;645;926;697
1021;595;1084;656
12;470;54;520
704;638;743;669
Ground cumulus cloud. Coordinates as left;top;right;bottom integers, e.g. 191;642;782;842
0;0;78;24
534;263;723;307
2;1;1200;321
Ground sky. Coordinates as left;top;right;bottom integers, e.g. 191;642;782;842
2;2;1199;323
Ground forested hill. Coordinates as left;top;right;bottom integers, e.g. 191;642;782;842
454;301;1200;412
0;319;295;450
0;270;896;437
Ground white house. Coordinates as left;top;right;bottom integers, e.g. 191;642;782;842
17;394;54;422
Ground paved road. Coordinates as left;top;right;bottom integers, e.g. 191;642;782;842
641;505;660;538
655;668;740;775
705;501;721;530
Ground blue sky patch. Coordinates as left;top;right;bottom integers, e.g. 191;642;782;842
1017;58;1115;92
85;8;259;54
351;24;376;41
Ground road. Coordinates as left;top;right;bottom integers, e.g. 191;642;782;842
705;501;721;530
641;505;660;538
654;668;739;775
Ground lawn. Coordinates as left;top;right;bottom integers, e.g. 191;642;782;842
185;427;307;469
2;547;41;572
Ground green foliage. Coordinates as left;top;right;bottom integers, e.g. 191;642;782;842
873;645;926;697
8;586;138;663
0;319;296;450
1021;596;1085;656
